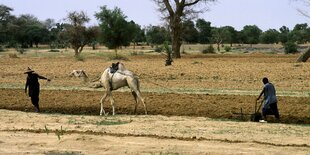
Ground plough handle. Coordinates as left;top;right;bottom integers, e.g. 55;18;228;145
255;100;264;114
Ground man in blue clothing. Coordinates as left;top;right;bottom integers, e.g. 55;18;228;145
256;77;280;121
24;67;51;112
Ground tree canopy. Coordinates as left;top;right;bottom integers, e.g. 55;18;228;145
95;5;136;55
62;11;98;56
153;0;217;58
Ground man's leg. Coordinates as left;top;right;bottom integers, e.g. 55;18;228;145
31;96;40;112
270;103;280;119
262;108;268;121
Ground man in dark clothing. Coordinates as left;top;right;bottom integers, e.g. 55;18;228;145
24;67;50;112
257;77;280;121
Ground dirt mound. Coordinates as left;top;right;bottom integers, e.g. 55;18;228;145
1;88;309;124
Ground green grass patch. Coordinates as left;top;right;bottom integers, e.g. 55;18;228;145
44;150;83;155
74;54;85;61
106;54;129;61
95;120;129;126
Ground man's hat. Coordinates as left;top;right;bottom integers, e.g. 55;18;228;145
24;67;34;74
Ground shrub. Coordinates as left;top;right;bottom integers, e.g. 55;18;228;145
224;46;231;52
130;51;138;56
0;46;5;52
17;48;26;54
154;45;163;53
5;41;17;48
202;45;215;54
8;53;19;58
163;42;173;66
75;55;85;61
49;49;60;52
284;42;298;54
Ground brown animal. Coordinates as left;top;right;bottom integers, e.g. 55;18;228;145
99;62;147;115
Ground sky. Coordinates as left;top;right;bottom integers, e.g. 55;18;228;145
0;0;309;31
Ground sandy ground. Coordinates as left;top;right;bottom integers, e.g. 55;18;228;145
0;109;309;155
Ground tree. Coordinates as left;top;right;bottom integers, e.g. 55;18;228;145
95;6;135;56
0;5;14;45
49;23;68;49
211;27;226;52
25;25;49;48
295;0;310;18
240;25;262;47
260;29;280;44
279;26;290;44
129;21;145;49
43;18;56;30
196;19;212;44
63;11;96;56
294;0;310;62
145;25;170;45
181;20;199;43
221;26;237;47
205;26;236;50
11;14;44;48
153;0;216;58
290;23;309;44
297;48;310;62
0;4;13;23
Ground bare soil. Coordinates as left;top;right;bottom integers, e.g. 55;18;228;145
0;89;309;124
0;109;309;155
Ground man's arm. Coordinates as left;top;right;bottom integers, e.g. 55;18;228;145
257;89;264;101
37;75;51;81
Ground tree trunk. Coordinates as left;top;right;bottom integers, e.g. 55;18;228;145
74;48;79;56
170;17;182;58
172;38;181;58
297;47;310;62
79;45;85;55
115;48;118;57
92;42;96;50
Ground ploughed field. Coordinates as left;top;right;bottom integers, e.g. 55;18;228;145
0;50;309;124
0;88;309;124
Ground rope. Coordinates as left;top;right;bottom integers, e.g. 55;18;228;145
138;76;179;93
95;68;178;93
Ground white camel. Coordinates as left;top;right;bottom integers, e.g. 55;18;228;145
99;62;147;116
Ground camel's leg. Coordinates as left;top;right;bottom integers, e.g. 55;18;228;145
100;93;108;116
134;90;147;115
128;78;147;115
108;92;116;115
131;91;139;114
